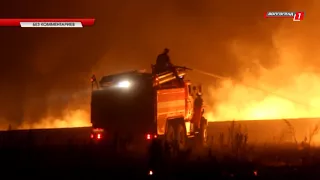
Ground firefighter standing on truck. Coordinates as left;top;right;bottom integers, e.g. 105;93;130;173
155;48;183;84
156;48;171;73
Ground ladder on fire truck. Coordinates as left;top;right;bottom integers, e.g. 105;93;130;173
151;65;192;87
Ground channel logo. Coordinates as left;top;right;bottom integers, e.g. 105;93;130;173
265;11;305;21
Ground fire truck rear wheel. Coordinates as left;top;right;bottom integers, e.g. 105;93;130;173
166;125;175;144
176;124;187;150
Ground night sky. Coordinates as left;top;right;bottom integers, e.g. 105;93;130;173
0;0;311;126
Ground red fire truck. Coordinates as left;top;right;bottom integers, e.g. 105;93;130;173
90;66;207;151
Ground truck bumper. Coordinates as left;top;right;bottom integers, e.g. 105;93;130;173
90;130;157;154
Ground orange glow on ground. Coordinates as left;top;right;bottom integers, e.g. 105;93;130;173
18;109;91;129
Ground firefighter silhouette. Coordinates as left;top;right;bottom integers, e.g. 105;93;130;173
193;92;203;129
156;48;171;73
155;48;183;84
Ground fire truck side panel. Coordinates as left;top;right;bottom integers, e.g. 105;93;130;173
156;88;186;135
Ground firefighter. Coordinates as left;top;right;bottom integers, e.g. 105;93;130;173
155;48;172;73
193;92;203;129
155;48;183;84
194;92;203;109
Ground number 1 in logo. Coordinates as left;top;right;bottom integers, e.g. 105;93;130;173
293;12;304;21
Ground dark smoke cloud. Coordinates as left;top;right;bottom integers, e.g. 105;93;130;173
0;0;303;126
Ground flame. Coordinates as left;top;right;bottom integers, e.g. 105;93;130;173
0;118;10;131
204;16;320;122
18;109;91;129
203;13;320;144
14;88;92;130
205;68;320;121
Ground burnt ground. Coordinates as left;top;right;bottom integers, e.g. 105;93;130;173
1;142;320;179
1;119;320;179
2;118;319;146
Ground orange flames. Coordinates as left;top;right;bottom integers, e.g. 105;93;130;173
205;68;320;121
18;109;91;129
202;14;320;144
205;17;320;122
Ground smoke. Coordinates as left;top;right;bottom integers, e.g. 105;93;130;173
18;89;92;129
202;0;320;143
0;0;311;129
205;1;318;121
18;109;91;129
0;118;10;130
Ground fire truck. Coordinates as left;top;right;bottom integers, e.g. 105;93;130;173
90;65;208;151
